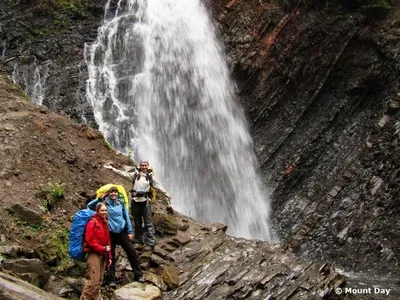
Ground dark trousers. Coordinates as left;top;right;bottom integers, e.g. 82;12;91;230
109;231;142;280
131;200;156;246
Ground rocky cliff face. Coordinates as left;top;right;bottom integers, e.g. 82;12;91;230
0;0;104;123
1;0;399;293
209;0;400;277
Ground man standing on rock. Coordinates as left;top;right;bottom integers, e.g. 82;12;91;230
104;160;172;251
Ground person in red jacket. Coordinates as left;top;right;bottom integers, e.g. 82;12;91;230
81;202;112;300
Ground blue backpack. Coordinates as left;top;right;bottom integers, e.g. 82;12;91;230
68;209;96;261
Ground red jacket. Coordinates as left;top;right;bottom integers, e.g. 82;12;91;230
84;214;112;259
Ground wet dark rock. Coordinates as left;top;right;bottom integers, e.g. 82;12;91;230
0;245;23;258
43;275;84;298
2;258;50;288
209;0;400;278
0;271;63;300
0;0;104;124
165;231;343;299
8;203;43;226
153;211;179;235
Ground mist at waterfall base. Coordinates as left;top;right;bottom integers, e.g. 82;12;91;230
85;0;276;242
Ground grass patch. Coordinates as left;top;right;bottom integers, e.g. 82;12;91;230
47;182;65;202
19;220;44;233
42;182;65;211
12;82;30;101
36;223;70;271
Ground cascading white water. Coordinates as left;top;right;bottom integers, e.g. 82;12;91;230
85;0;276;241
12;59;50;105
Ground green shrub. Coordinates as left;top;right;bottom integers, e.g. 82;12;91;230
344;0;391;17
362;0;391;18
32;0;85;18
105;141;114;151
47;182;65;206
12;82;30;101
36;223;70;271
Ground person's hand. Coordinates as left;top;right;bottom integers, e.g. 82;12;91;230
104;164;113;170
105;245;111;252
127;233;133;241
107;259;112;267
99;192;108;201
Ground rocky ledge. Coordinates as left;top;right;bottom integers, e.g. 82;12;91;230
1;209;344;300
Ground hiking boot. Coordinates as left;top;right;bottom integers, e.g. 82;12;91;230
136;277;145;283
143;245;154;252
108;281;117;289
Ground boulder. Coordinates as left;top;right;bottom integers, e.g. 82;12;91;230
2;258;50;288
0;271;64;300
157;265;180;290
153;212;178;235
113;282;162;300
9;203;43;226
143;272;168;292
44;275;84;298
0;245;23;258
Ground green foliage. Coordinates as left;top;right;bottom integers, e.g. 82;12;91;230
342;0;392;18
362;0;391;18
47;182;65;204
36;223;70;271
127;149;136;165
32;0;86;18
12;82;30;101
53;17;71;32
19;220;44;232
105;141;114;151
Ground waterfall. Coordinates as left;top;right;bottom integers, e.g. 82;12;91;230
85;0;276;241
12;58;50;105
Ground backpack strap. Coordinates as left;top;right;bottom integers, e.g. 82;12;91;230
92;217;99;229
131;169;153;198
131;169;139;188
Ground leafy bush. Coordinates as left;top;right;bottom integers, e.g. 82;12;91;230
36;223;70;271
32;0;86;18
340;0;392;18
361;0;392;18
45;182;66;210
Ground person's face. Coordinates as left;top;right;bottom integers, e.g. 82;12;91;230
140;162;149;172
109;190;118;200
99;206;108;219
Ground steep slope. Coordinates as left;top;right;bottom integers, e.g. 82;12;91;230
0;69;133;258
